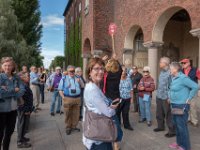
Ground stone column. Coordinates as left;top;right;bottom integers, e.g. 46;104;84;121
143;41;163;86
190;28;200;96
82;53;91;79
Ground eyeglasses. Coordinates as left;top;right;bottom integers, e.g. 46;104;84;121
92;67;105;72
143;71;149;73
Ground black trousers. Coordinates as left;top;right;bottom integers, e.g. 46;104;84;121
17;111;29;142
156;98;175;133
39;84;45;103
133;92;139;112
116;98;131;128
0;111;17;150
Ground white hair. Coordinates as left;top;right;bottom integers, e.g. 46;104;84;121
160;57;170;65
75;67;82;73
143;66;150;72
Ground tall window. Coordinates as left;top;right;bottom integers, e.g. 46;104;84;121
134;31;146;51
84;0;89;15
79;3;82;12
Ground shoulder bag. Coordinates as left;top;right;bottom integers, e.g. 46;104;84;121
83;106;118;142
171;100;189;115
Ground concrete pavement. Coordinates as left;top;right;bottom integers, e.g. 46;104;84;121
10;92;200;150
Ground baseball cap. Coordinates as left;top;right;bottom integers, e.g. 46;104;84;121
180;59;190;63
55;66;61;70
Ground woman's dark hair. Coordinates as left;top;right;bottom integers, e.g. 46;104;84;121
86;57;105;81
1;57;16;74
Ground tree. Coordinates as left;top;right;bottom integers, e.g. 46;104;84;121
0;0;28;69
11;0;43;66
49;56;65;69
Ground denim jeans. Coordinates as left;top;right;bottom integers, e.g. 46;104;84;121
139;96;152;121
50;89;62;113
171;103;191;150
89;142;113;150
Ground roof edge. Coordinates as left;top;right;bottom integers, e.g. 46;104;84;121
63;0;73;16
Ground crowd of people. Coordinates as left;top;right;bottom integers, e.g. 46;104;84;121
82;55;200;150
0;54;199;150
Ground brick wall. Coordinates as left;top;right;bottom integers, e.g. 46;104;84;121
114;0;200;61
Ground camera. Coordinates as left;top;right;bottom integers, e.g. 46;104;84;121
71;89;76;94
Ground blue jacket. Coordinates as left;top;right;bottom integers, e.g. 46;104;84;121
169;72;198;104
0;73;25;112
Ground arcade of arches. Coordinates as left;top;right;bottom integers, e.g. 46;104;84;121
123;7;200;84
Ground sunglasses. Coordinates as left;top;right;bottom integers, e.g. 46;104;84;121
69;70;75;73
143;71;149;73
181;62;187;65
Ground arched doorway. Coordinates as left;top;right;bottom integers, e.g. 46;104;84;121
82;38;91;78
83;38;91;53
153;7;199;67
123;25;147;69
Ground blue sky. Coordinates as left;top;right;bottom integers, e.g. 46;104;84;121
39;0;68;68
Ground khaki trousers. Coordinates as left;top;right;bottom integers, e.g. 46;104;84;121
188;95;198;125
30;85;40;109
63;97;81;129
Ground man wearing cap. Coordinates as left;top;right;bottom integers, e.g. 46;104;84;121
180;58;200;127
46;66;63;116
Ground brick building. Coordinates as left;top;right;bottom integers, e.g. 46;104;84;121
64;0;200;82
63;0;82;67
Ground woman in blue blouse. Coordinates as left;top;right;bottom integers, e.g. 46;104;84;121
83;57;119;150
0;57;25;150
117;69;133;130
168;62;198;150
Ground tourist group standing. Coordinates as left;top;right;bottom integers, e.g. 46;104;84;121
0;54;199;150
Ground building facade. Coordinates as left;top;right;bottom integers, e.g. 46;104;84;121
64;0;200;82
64;0;82;67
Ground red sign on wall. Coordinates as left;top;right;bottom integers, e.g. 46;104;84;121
109;23;117;36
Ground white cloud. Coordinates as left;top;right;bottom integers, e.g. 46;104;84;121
41;14;64;27
41;48;64;68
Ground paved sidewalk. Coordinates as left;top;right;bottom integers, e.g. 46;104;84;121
10;92;200;150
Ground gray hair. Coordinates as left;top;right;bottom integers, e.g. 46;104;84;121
160;57;170;65
170;62;182;72
75;67;82;73
67;65;75;70
143;66;151;72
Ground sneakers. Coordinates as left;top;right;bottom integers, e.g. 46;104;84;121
139;118;146;123
177;146;184;150
147;121;152;127
169;142;178;149
56;111;64;114
154;128;165;132
17;142;31;148
50;112;55;116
